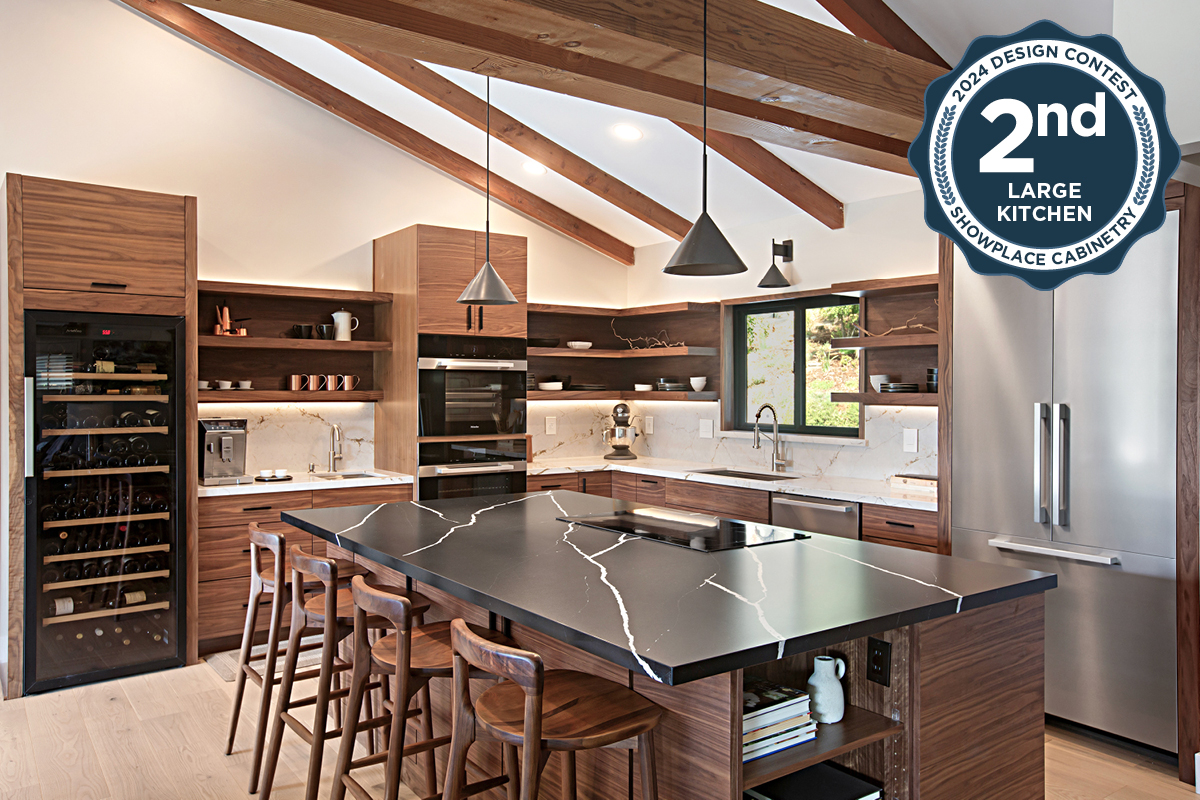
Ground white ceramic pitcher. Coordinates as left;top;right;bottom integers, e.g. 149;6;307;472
807;655;846;724
332;309;359;341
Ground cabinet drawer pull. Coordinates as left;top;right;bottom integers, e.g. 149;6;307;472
478;306;484;330
540;484;563;489
640;479;660;485
466;306;473;331
91;281;127;290
242;505;272;512
884;520;917;529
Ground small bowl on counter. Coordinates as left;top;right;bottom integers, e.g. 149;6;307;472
633;383;653;392
537;382;563;391
566;341;593;350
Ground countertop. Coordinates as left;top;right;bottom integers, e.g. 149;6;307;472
529;456;938;512
197;469;413;498
284;492;1054;685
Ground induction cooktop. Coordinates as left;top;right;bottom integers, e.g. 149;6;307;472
558;505;808;552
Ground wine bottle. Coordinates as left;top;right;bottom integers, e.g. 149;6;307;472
61;533;80;555
102;586;153;610
81;561;100;580
141;554;163;572
120;558;141;575
42;537;63;557
39;504;62;523
62;564;82;582
98;558;119;577
44;591;88;618
150;497;169;514
43;566;63;584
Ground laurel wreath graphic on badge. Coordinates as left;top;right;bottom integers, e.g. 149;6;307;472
909;20;1179;290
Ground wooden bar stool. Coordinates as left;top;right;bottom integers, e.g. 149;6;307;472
442;618;665;800
332;576;520;800
258;546;430;800
224;523;369;793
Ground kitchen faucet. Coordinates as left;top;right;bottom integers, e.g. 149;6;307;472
752;403;787;473
328;423;343;473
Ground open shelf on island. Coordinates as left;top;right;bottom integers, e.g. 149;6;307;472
830;392;939;407
528;346;718;358
829;334;939;350
197;390;384;403
198;336;391;352
741;706;904;790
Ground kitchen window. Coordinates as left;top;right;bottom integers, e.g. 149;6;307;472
731;296;861;436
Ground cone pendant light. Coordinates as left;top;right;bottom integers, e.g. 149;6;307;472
758;239;793;288
459;76;517;305
663;0;747;276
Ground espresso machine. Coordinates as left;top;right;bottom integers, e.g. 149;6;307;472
199;418;251;485
602;403;639;460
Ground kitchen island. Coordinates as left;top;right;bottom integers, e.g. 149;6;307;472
285;491;1055;800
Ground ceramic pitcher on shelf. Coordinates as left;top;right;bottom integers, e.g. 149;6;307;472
807;655;846;724
332;309;359;341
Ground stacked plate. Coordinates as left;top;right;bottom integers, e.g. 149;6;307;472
657;383;690;392
880;382;920;393
570;383;607;391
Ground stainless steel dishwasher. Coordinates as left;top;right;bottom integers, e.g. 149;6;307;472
770;494;860;539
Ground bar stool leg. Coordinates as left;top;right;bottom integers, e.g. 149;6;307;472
260;611;307;800
418;683;437;797
226;580;263;755
247;584;286;793
637;730;658;800
503;744;520;800
562;751;576;800
330;629;372;800
302;620;342;800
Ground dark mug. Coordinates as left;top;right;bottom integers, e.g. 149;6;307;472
316;324;335;340
292;324;314;339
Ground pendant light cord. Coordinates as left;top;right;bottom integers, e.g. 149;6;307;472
486;75;491;263
702;0;708;214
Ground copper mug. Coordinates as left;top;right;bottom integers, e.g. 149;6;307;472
308;375;329;391
287;374;309;391
338;375;361;391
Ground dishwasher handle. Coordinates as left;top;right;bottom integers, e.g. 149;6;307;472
988;537;1119;565
773;497;856;513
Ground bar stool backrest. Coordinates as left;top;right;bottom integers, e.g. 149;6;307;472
288;545;339;624
248;522;286;588
350;575;413;631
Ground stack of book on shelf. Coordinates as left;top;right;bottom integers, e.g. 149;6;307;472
744;763;882;800
742;676;816;762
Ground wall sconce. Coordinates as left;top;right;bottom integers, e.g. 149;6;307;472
758;239;793;288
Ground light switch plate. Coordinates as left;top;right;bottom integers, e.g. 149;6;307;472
699;419;714;439
545;416;557;435
903;428;918;453
645;416;654;434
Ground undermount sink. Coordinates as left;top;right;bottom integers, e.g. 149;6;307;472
311;472;382;480
696;469;796;482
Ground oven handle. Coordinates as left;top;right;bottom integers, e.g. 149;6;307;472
417;358;527;371
431;463;517;475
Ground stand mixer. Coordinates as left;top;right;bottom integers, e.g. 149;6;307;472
602;403;639;460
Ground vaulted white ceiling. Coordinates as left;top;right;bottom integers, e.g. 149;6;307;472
189;1;1120;255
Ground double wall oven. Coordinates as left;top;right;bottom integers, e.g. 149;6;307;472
417;335;527;500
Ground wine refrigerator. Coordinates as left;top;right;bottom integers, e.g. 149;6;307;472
24;310;186;693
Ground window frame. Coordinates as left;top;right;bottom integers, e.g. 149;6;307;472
731;294;862;438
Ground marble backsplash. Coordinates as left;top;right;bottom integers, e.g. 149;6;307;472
197;402;375;475
528;400;937;482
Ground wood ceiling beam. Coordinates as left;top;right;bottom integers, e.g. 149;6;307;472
120;0;635;265
816;0;950;68
177;0;919;173
330;43;692;240
677;124;844;230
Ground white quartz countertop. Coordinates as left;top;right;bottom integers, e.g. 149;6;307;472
528;457;937;511
197;469;413;498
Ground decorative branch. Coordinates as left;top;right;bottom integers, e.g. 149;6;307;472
853;302;939;337
611;318;684;349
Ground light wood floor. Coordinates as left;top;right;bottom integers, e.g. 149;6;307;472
0;662;1191;799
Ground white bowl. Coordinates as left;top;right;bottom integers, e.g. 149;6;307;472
259;470;273;478
633;383;653;392
566;341;592;350
538;382;563;391
690;377;707;391
869;374;895;393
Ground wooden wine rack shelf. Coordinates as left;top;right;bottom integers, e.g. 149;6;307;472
41;372;168;381
42;426;169;438
42;465;170;478
43;512;170;530
42;394;168;403
44;544;170;564
42;600;171;627
44;569;170;592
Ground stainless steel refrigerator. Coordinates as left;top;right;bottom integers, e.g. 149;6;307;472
952;211;1179;752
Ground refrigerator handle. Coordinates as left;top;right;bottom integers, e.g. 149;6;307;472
1052;403;1070;527
1033;403;1049;523
24;377;34;478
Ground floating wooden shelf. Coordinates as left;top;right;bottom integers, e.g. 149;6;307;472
41;372;167;381
829;334;939;350
829;274;939;298
42;465;171;478
741;706;903;790
528;302;719;317
830;392;939;407
44;512;170;531
44;544;170;564
198;336;391;352
198;280;392;304
197;390;384;403
44;569;170;592
42;394;169;403
529;346;718;359
42;427;169;438
527;390;718;402
42;600;170;627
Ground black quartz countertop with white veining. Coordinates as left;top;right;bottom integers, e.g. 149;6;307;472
283;492;1055;685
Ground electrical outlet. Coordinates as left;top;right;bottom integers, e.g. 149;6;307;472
867;637;892;687
545;416;557;435
699;419;714;439
903;428;918;453
645;416;654;434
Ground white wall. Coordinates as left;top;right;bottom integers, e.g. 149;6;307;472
1114;0;1200;149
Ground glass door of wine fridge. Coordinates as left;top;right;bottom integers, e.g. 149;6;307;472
24;310;186;693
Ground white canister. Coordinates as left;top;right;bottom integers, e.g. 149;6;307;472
332;309;359;341
807;655;846;724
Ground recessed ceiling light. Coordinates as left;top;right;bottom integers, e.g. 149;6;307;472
523;160;547;175
612;123;643;141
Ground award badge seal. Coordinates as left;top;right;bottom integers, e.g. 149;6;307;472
910;20;1180;290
